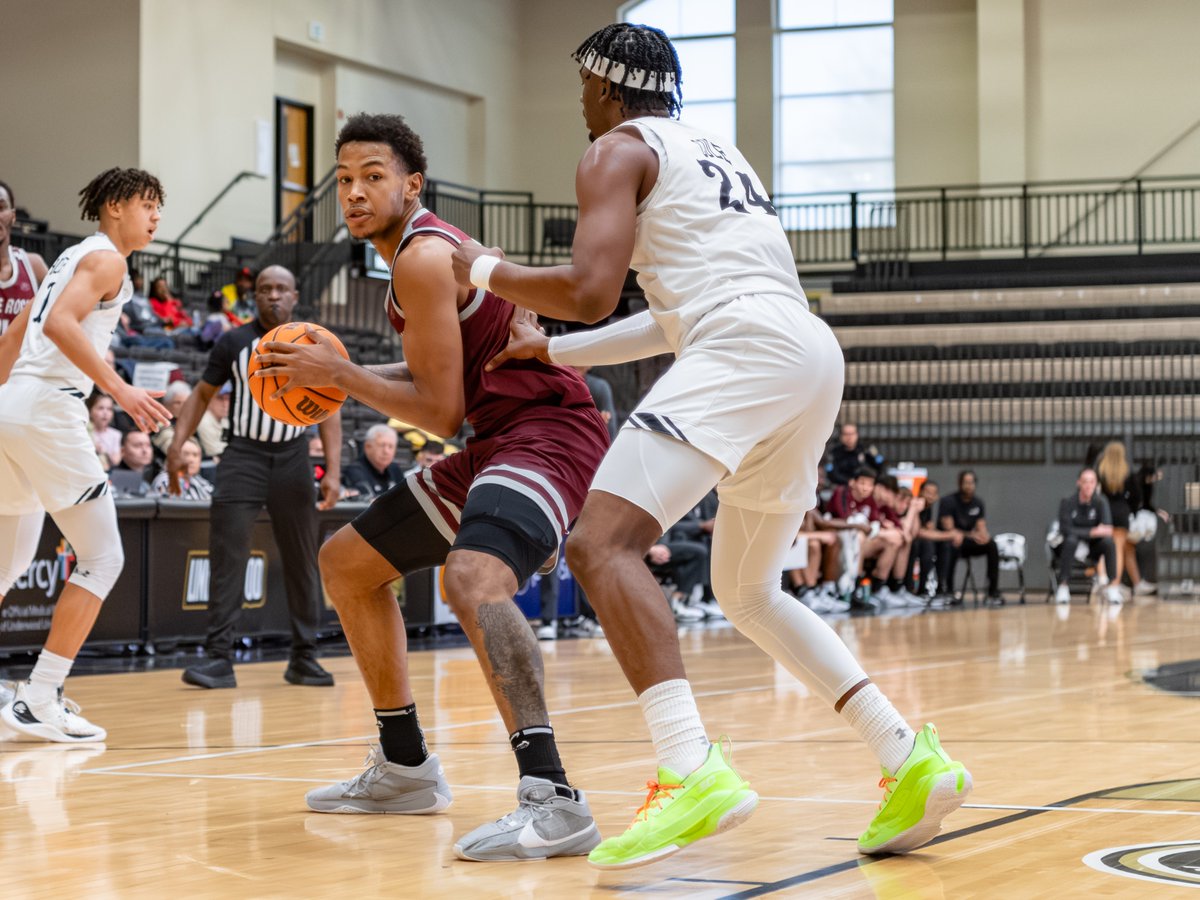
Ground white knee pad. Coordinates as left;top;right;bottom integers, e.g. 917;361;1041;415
50;495;125;600
0;511;45;596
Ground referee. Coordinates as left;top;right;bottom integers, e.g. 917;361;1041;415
166;265;341;689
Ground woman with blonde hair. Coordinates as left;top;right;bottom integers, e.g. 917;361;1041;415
1096;441;1150;594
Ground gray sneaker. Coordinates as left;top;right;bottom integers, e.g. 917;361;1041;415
306;745;452;814
453;776;602;861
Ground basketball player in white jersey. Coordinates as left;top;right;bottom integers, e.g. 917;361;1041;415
0;168;171;742
453;23;971;868
0;179;49;336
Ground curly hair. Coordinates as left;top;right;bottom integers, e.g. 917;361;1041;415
335;113;428;176
0;179;13;209
572;23;683;118
78;168;164;221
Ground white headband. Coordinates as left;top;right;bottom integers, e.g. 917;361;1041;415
579;48;677;93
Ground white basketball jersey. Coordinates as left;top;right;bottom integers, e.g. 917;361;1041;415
10;233;130;395
621;117;806;351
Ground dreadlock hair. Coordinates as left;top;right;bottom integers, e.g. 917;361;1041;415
572;23;683;118
335;113;428;177
78;168;165;222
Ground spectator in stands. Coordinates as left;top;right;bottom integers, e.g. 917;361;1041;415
1134;460;1168;589
937;470;1002;605
342;423;405;499
87;392;123;470
646;538;709;623
195;382;230;460
148;277;193;332
1095;441;1151;596
827;467;902;609
221;267;256;325
1055;467;1121;605
869;475;924;608
151;438;212;500
826;422;885;486
572;364;618;441
786;507;844;610
403;439;445;477
200;290;232;348
110;430;156;496
120;267;169;338
151;381;193;458
909;480;955;600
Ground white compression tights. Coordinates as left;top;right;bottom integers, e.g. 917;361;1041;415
0;497;123;601
0;511;45;597
711;503;868;706
595;427;870;708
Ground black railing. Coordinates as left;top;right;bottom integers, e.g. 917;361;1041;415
776;174;1200;267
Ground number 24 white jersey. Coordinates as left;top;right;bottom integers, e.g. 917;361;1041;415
10;232;130;396
621;117;806;352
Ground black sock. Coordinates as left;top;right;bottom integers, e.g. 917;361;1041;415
375;704;428;767
870;576;885;592
510;726;571;795
887;576;903;592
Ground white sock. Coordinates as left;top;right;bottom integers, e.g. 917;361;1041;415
638;679;710;777
28;649;74;708
840;683;915;773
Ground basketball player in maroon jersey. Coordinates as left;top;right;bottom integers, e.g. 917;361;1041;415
0;181;48;336
254;113;609;862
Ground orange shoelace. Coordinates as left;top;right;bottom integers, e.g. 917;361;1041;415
632;779;684;824
877;775;897;810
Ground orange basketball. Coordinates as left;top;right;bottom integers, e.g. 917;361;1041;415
247;322;349;426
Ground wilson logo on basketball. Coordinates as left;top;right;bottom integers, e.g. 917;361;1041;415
294;395;330;422
1084;841;1200;888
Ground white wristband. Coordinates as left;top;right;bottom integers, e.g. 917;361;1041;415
469;255;501;292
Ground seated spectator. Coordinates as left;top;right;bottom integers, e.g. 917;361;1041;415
343;424;405;499
827;467;903;608
909;479;955;600
221;267;256;325
196;382;230;459
148;277;193;331
646;539;709;622
87;392;123;470
937;469;1002;605
876;483;925;607
786;507;843;607
826;422;885;487
110;430;157;496
151;381;193;458
200;290;233;348
151;438;212;500
665;488;718;611
1056;468;1122;605
1096;441;1151;595
403;439;446;477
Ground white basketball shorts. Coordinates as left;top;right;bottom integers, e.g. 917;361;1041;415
591;293;845;518
0;377;111;516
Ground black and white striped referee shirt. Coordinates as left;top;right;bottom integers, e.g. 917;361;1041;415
200;319;306;445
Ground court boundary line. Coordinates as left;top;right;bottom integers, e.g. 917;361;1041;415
713;777;1200;899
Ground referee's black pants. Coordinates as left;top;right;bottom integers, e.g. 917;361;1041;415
206;437;320;660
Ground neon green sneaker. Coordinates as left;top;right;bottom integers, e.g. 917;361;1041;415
587;741;758;869
858;723;971;855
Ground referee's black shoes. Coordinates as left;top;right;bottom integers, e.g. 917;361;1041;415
182;658;237;689
284;656;335;687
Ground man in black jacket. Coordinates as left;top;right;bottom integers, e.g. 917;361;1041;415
826;423;884;486
342;423;405;500
1056;468;1121;605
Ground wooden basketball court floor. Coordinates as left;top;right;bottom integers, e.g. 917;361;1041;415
4;599;1200;898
